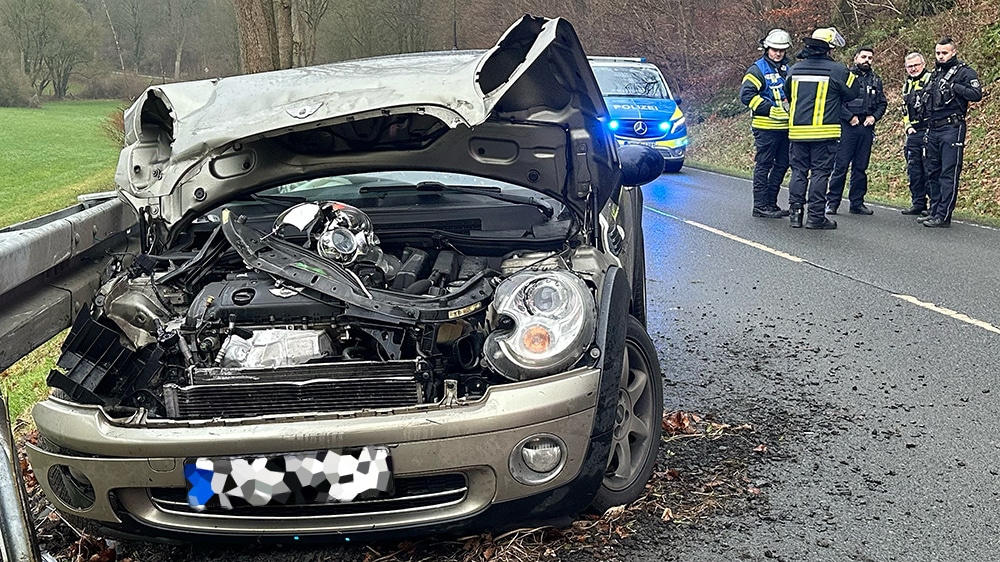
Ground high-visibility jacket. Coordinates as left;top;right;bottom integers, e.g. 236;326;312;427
783;49;860;141
902;71;931;131
740;56;789;130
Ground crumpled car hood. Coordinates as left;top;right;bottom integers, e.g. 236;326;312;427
115;15;619;236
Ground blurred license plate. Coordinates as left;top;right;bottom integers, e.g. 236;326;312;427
183;446;392;510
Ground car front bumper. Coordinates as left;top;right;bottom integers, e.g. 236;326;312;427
27;367;607;541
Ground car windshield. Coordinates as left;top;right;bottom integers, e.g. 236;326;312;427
591;65;671;99
241;171;567;237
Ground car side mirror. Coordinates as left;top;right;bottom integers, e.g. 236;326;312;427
619;145;662;186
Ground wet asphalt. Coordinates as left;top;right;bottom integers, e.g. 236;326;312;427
638;167;1000;561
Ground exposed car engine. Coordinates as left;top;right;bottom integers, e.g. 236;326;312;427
48;201;599;421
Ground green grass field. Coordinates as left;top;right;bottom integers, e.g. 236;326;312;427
0;100;123;228
1;100;123;422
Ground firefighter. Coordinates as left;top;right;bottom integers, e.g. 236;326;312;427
783;27;860;229
918;37;982;228
824;46;887;215
900;52;932;215
740;28;793;218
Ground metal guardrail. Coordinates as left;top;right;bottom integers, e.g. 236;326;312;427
1;194;135;561
0;194;136;373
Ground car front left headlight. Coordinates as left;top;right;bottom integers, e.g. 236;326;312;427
485;270;597;380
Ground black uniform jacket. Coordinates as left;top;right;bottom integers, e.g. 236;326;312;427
925;58;983;125
841;66;887;125
783;46;860;141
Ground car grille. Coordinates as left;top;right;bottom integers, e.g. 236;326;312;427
614;119;665;140
147;473;467;517
162;360;426;419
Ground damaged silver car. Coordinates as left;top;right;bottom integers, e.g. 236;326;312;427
26;15;665;543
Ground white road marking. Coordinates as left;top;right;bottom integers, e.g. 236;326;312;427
891;294;1000;334
645;204;1000;335
644;207;803;262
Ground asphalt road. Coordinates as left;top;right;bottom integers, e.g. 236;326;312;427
640;167;1000;561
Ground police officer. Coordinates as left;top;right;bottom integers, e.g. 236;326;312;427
919;37;982;228
784;27;859;229
901;52;932;215
825;46;887;215
740;29;792;219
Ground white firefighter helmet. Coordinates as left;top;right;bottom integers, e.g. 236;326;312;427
810;27;846;49
762;29;792;50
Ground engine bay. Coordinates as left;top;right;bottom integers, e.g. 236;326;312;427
48;198;602;420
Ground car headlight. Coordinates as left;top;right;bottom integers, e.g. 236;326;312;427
485;270;596;380
670;116;687;135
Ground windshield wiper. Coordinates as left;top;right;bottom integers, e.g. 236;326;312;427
414;181;554;219
250;193;309;205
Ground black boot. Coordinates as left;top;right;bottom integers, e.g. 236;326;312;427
789;207;803;228
805;217;838;229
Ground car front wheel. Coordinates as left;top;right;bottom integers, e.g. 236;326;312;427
591;315;664;512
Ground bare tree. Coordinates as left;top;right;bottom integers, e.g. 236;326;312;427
274;0;293;68
99;0;126;71
294;0;328;66
114;0;151;73
231;0;309;72
1;0;58;93
162;0;201;78
189;0;240;77
232;0;280;72
0;0;98;96
45;0;99;97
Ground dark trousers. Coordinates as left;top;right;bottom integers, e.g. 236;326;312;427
752;129;789;209
925;123;965;221
789;140;837;224
904;130;929;210
826;122;874;208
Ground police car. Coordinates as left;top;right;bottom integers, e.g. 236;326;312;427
588;56;688;173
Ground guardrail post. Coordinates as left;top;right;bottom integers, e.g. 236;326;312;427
1;391;42;562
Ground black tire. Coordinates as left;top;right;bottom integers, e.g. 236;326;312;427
591;315;664;512
663;160;684;173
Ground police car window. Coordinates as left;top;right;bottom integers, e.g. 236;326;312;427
592;66;669;99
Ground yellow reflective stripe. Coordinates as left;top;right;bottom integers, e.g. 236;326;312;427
790;79;799;123
846;72;856;87
752;117;788;130
788;125;841;140
749;96;766;110
743;73;762;90
813;80;829;126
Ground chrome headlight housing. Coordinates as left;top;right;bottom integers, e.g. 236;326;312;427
670;116;686;135
485;270;597;380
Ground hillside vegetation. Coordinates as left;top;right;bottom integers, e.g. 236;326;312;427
686;0;1000;221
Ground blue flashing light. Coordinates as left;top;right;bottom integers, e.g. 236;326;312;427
293;536;300;541
659;121;670;131
609;120;620;131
